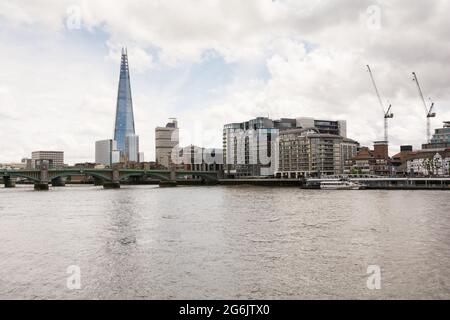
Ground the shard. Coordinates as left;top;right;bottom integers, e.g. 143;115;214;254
114;47;136;156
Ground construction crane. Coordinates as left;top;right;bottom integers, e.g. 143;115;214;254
367;65;393;142
412;72;436;143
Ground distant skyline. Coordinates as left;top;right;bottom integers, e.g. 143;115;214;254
0;0;449;164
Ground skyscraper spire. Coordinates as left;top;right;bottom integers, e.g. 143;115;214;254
114;47;136;156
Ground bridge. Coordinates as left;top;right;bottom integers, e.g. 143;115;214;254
0;167;220;190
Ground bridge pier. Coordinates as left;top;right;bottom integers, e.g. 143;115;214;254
93;177;104;186
3;176;16;188
103;182;120;189
34;182;49;191
160;162;178;187
33;163;50;190
103;169;120;189
51;177;65;187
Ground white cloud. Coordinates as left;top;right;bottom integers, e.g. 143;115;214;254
0;0;449;163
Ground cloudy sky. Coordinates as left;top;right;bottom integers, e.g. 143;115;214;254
0;0;449;164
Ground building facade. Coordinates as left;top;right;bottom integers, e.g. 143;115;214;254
422;121;450;149
155;119;179;169
344;141;391;176
31;151;64;168
223;117;349;177
295;117;347;137
174;145;224;173
406;148;450;176
277;128;358;178
223;117;285;177
125;134;139;162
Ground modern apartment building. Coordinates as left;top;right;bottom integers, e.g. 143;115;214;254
422;121;450;149
295;117;347;137
155;119;179;169
31;151;64;168
277;128;358;178
223;116;349;177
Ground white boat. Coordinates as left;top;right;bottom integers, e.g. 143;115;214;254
320;179;363;190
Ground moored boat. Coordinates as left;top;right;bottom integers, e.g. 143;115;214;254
320;179;363;190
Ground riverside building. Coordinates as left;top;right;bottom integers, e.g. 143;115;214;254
344;141;391;176
223;116;350;177
422;121;450;150
155;118;179;169
277;128;358;178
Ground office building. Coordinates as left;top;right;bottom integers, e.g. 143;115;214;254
125;134;139;162
113;47;138;158
95;139;119;166
155;119;179;169
31;151;64;168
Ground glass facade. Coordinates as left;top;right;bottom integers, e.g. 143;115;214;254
114;48;135;155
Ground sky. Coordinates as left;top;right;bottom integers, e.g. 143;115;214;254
0;0;449;164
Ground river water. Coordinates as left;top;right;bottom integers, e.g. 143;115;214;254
0;185;449;299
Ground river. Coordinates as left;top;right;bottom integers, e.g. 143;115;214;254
0;185;449;299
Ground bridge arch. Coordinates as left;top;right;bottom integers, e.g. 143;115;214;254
1;172;40;182
49;171;113;182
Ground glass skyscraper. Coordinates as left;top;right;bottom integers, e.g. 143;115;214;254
114;47;136;157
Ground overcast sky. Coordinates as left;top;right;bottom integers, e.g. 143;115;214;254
0;0;449;164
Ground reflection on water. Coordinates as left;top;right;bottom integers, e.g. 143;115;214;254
0;185;449;299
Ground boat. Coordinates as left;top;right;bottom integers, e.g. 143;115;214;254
320;179;363;190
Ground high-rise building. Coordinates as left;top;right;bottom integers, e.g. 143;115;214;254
155;119;179;168
113;47;137;159
125;134;139;162
95;139;119;166
31;151;64;168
